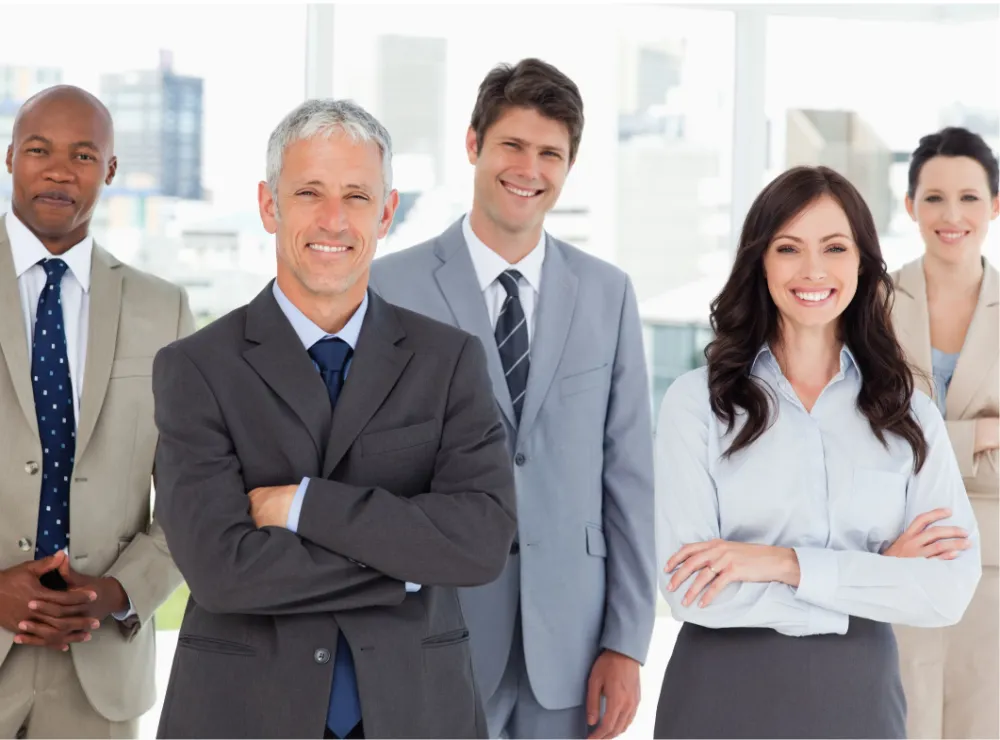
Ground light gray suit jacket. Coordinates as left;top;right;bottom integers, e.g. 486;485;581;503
370;218;656;710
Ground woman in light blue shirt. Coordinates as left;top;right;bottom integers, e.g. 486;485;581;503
652;166;982;739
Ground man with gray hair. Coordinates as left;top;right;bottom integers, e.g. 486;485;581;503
151;98;517;739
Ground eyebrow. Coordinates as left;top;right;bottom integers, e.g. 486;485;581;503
23;134;100;151
773;232;854;243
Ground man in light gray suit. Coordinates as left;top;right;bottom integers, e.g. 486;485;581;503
370;58;656;740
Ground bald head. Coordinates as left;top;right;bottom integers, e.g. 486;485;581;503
13;85;114;152
6;84;118;254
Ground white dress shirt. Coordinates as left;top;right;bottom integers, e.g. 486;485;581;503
8;210;91;425
655;345;982;637
462;214;546;342
7;210;134;620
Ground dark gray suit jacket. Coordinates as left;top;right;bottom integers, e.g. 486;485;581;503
151;283;517;739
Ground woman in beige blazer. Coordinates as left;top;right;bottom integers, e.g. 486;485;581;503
891;126;999;740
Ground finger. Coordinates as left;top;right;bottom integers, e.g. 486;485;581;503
27;612;99;633
27;599;91;619
585;675;603;728
13;633;69;650
670;548;720;591
29;588;97;607
665;541;716;573
589;702;623;740
619;706;639;737
930;551;961;560
700;568;735;607
907;508;953;535
16;620;92;644
682;567;717;607
923;539;971;557
26;549;66;575
914;526;968;546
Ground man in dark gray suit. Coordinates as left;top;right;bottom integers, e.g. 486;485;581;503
371;59;656;739
151;99;517;739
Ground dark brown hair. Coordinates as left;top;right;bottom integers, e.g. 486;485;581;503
908;126;999;198
706;166;928;471
469;58;584;162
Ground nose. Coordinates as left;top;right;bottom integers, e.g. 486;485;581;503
42;158;73;183
801;249;828;281
511;149;542;183
317;199;349;232
943;199;963;224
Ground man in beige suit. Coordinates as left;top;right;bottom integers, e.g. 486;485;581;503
891;126;999;740
0;86;192;737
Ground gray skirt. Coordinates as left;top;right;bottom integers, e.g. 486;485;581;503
654;618;906;739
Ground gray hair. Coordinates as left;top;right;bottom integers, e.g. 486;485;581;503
265;99;393;208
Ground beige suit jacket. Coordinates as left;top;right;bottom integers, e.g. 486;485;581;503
890;257;999;564
0;215;193;721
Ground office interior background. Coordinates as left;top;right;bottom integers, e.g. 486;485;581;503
1;3;997;736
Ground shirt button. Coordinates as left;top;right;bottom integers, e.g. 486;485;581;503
18;538;32;552
314;648;331;664
514;453;526;466
25;461;39;475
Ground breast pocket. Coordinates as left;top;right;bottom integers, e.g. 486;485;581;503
560;364;609;399
851;468;908;551
361;419;439;457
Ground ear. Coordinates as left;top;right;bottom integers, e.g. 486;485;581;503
5;145;12;175
258;180;278;235
991;194;999;221
377;189;400;241
904;194;917;222
465;127;479;165
105;155;118;186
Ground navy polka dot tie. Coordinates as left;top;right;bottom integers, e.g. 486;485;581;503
31;258;75;558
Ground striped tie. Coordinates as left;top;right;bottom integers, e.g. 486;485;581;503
495;270;530;424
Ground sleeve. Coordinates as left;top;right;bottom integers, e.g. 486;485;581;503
944;419;978;480
655;372;849;637
792;395;982;628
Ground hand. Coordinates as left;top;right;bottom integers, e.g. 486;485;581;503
974;417;999;454
586;649;640;739
0;551;98;651
18;553;129;649
665;539;800;608
884;508;970;560
248;485;298;528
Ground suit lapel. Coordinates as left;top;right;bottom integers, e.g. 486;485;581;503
322;291;413;477
432;220;516;428
0;219;37;436
947;262;999;419
894;259;934;398
517;238;577;438
243;283;331;460
75;246;122;460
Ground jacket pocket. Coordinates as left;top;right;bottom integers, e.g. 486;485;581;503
110;356;154;378
586;524;608;558
177;634;256;656
361;419;438;456
422;628;470;648
560;364;610;398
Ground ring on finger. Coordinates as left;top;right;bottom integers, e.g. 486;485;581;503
708;563;719;574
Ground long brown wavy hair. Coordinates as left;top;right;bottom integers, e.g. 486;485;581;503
705;166;928;471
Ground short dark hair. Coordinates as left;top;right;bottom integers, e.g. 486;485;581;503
907;126;999;198
469;58;584;162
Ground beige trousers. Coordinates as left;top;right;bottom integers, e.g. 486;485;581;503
895;565;999;740
0;644;137;739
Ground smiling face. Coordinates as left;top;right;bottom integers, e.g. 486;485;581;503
762;195;861;334
6;89;116;252
466;106;571;239
258;130;398;308
906;155;999;266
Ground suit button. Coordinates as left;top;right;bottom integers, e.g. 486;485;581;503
25;461;39;475
314;648;331;664
514;453;526;466
18;538;32;552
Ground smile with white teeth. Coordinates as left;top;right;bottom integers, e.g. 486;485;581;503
502;181;541;198
307;243;351;253
794;289;832;302
936;230;968;244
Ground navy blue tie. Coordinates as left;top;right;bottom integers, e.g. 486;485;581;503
309;337;360;739
31;259;75;558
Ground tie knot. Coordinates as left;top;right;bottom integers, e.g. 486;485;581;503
309;337;352;374
40;258;69;284
497;270;523;298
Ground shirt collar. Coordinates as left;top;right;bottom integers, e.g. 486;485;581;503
271;280;368;352
462;213;546;294
750;342;860;380
5;210;93;292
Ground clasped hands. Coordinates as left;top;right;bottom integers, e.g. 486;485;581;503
0;550;128;651
664;507;970;608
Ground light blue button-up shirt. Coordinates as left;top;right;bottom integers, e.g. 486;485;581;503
654;345;981;637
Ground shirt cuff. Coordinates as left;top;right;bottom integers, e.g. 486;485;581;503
405;582;422;593
112;596;136;621
792;546;839;608
287;478;310;533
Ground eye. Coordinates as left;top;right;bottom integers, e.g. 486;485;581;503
541;150;562;159
827;244;848;253
26;147;45;154
924;195;943;203
296;190;317;197
348;194;370;202
961;194;981;202
503;141;520;149
75;153;96;162
775;245;796;254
